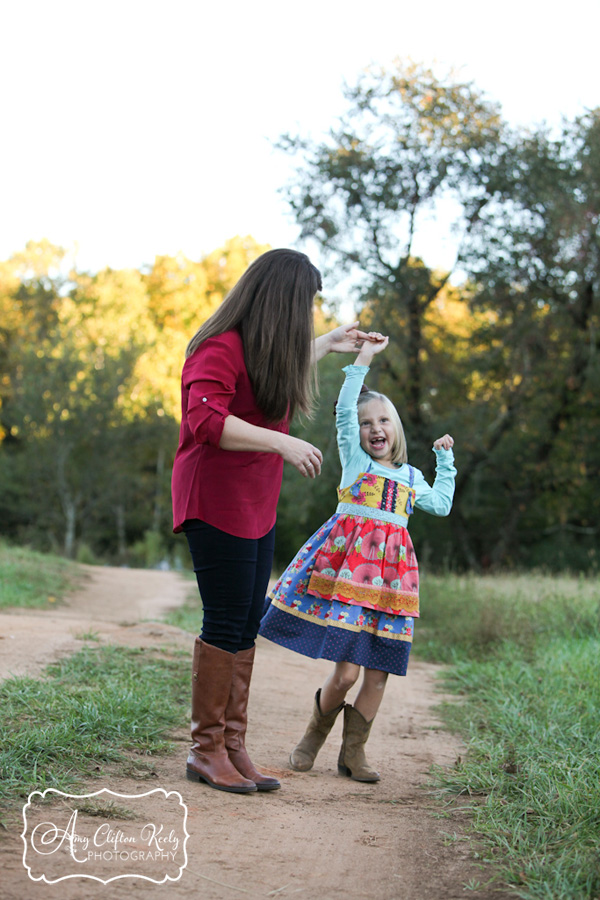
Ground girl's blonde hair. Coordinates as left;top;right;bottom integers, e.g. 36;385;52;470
357;391;408;465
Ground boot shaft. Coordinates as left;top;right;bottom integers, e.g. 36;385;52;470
289;689;345;772
223;645;255;751
190;639;236;752
338;704;380;783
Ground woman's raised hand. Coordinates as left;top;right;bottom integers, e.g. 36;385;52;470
433;434;454;451
312;322;382;362
279;435;323;478
326;322;376;354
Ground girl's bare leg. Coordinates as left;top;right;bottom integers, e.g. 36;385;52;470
319;661;361;713
353;668;389;721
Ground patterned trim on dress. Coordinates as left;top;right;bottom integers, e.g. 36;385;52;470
381;479;399;513
335;503;408;527
269;596;414;643
309;572;419;615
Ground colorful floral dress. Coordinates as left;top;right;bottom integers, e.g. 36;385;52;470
259;365;457;676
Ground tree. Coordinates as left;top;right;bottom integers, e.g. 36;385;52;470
142;235;271;418
453;110;600;568
278;60;503;445
279;62;600;571
0;236;273;561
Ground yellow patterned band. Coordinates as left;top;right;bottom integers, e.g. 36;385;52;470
337;473;415;518
308;572;420;616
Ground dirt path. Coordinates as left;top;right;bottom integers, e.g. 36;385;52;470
0;566;508;900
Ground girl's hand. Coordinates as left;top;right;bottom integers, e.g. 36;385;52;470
433;434;454;451
278;434;323;478
355;333;389;365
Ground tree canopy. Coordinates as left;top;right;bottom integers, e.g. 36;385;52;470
1;62;598;573
0;236;269;561
275;61;599;573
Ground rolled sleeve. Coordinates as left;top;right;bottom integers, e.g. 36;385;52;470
188;391;231;446
184;337;240;447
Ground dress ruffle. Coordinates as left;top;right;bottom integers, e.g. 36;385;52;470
259;513;416;676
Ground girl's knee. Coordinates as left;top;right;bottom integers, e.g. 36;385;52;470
333;665;360;693
364;670;388;692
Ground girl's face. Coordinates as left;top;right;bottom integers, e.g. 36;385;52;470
359;399;396;467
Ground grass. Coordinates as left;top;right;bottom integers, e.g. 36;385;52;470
162;576;203;634
416;571;600;663
0;541;82;609
0;545;194;825
0;644;190;818
3;542;598;896
416;571;600;900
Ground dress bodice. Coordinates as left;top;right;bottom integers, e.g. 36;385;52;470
337;467;416;522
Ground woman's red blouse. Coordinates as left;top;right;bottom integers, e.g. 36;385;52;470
171;329;289;539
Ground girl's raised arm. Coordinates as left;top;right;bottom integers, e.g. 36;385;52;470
414;441;457;516
335;334;389;468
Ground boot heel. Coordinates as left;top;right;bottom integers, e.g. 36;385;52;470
337;763;351;777
186;767;204;783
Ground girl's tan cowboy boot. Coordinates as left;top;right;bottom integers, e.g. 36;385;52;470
337;703;380;783
289;689;345;771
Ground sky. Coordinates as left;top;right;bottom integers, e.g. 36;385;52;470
2;0;599;298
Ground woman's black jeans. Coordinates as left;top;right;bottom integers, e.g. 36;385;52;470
182;519;275;654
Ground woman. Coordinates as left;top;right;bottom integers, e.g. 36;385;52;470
172;248;370;794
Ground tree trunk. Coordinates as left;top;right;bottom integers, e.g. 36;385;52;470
153;446;165;533
56;443;79;558
115;503;126;559
63;500;76;558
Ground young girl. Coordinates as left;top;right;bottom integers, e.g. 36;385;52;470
259;333;456;782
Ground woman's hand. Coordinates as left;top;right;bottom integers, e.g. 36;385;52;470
355;333;389;365
278;434;323;478
433;434;454;451
312;322;377;361
327;322;374;353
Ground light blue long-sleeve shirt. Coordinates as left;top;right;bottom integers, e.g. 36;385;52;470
335;365;456;524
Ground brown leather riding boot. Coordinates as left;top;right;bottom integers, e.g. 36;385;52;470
224;646;280;792
337;704;380;783
186;638;257;793
289;689;345;772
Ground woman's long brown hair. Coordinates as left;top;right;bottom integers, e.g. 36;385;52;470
185;249;322;422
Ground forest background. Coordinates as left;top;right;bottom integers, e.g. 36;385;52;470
1;61;598;575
